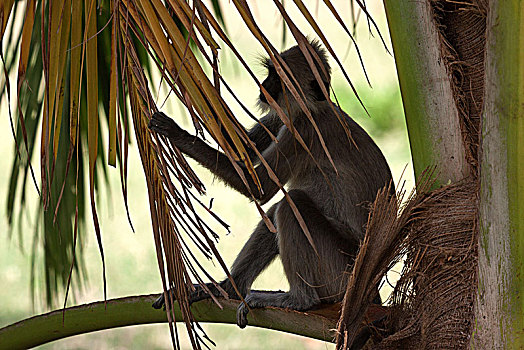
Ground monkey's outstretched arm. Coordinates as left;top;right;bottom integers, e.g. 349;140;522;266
217;114;282;162
149;112;292;202
244;114;283;160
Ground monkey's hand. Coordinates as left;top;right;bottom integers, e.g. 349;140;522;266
188;280;234;303
152;280;239;310
148;111;186;142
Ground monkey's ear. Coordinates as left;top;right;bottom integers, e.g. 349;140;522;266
310;80;328;101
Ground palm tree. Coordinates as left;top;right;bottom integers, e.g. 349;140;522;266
0;0;522;349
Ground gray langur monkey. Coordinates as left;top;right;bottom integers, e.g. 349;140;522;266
149;40;393;329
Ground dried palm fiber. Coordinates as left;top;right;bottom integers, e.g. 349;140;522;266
335;174;429;348
430;0;487;173
374;179;478;349
336;176;477;349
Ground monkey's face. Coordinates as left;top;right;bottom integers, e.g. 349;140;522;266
258;44;331;115
259;65;282;106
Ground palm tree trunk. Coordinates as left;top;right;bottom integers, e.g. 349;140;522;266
476;1;524;347
383;0;469;185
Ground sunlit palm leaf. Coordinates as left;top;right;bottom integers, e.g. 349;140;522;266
51;0;71;162
108;0;118;167
4;0;116;307
0;0;15;38
84;0;107;301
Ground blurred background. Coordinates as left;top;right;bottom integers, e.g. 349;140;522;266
0;1;411;348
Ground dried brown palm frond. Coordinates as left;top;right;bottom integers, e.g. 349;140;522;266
117;1;382;347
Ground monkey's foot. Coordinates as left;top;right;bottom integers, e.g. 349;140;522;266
236;291;318;328
236;296;252;328
148;112;184;139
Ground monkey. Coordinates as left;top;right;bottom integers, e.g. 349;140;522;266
149;40;393;330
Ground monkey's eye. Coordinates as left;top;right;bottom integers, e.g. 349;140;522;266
310;80;328;101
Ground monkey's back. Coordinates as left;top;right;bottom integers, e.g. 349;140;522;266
286;106;393;242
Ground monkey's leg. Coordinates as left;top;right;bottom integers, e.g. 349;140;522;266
237;189;356;328
186;204;280;304
153;204;279;309
225;204;279;295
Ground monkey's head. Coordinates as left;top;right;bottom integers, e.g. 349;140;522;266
258;40;331;115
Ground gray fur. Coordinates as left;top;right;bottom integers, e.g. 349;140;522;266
149;41;393;332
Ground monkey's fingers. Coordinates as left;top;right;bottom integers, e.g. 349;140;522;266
236;302;250;329
152;293;166;310
189;282;227;304
149;112;187;141
188;288;213;304
148;114;172;136
153;283;210;310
